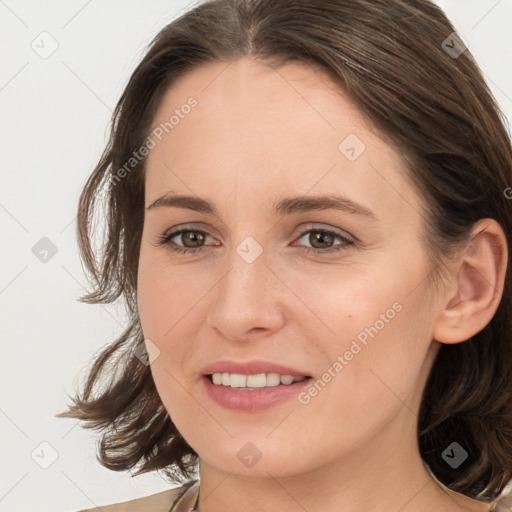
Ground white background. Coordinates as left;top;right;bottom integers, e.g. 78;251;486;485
0;1;511;511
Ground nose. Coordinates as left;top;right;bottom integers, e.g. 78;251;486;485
204;243;286;342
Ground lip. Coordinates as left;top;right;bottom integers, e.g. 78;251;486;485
202;374;312;412
201;359;311;378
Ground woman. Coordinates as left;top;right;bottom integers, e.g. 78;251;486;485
57;0;512;511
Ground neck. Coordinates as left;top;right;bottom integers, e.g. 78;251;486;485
194;408;490;512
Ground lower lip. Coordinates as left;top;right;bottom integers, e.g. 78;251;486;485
202;375;312;412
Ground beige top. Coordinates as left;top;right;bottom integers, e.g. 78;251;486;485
77;480;199;512
77;473;512;512
424;465;512;512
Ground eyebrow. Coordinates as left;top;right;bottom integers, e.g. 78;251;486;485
145;193;378;221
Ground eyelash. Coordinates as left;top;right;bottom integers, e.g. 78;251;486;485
155;226;354;255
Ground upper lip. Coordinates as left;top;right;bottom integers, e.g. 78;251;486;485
201;359;311;377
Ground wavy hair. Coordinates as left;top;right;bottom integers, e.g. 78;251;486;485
56;0;512;503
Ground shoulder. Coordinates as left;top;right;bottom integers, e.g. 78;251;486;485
491;480;512;512
75;480;199;512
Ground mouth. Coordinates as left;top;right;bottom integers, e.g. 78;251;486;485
199;360;313;410
205;372;313;389
201;372;313;411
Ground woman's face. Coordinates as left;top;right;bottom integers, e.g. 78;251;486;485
137;58;443;477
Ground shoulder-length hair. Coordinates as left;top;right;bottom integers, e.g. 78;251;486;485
57;0;512;502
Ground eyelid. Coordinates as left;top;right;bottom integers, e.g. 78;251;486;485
160;222;355;244
295;223;355;242
160;222;216;240
156;222;357;258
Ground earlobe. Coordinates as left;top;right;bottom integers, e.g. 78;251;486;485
432;218;508;345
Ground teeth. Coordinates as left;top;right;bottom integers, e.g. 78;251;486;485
209;372;307;388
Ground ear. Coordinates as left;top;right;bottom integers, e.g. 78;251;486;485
432;218;508;344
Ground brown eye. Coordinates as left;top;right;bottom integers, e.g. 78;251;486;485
294;228;354;255
178;230;206;248
308;231;335;249
156;228;214;254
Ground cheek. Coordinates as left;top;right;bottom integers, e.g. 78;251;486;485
137;250;201;338
290;254;435;406
288;260;402;349
136;261;197;420
290;287;433;461
137;255;210;395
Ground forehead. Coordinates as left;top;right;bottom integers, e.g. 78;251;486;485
150;57;370;148
144;57;424;225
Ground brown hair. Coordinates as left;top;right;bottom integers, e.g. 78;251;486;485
56;0;512;502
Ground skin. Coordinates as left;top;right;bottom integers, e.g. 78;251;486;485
137;57;507;512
